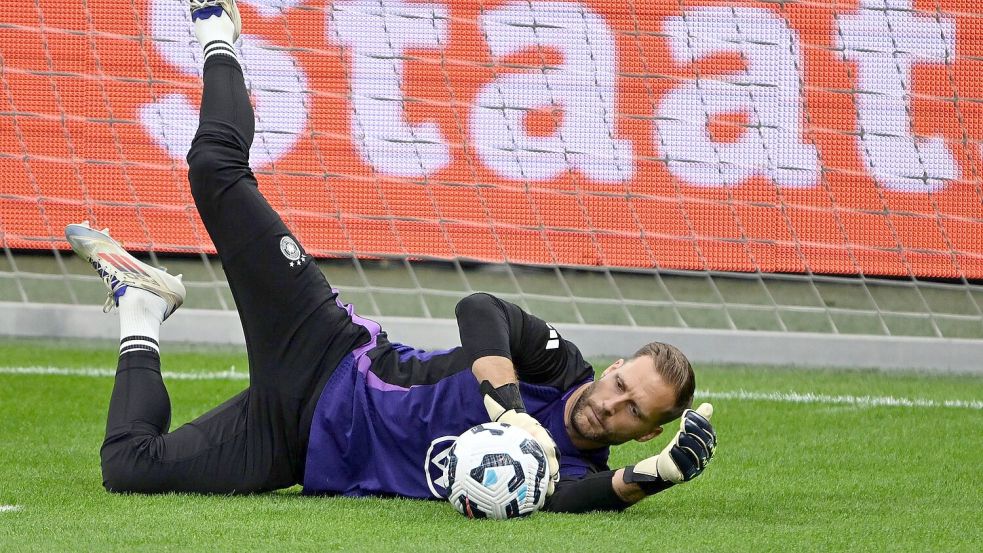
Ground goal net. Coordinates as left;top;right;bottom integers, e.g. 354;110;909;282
2;0;982;368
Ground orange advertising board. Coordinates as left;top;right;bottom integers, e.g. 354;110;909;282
1;0;981;277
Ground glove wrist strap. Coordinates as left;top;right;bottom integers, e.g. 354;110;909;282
479;381;526;419
623;465;675;496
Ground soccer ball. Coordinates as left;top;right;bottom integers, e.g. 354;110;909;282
445;422;550;519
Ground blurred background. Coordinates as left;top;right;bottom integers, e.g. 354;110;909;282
2;0;982;371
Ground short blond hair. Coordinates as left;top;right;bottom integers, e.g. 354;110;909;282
632;342;694;425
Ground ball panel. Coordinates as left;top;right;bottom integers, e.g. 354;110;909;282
446;422;551;520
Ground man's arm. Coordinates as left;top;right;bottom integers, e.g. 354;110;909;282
455;293;579;495
455;292;590;386
471;355;518;389
455;292;560;392
611;467;655;504
540;469;668;513
457;294;518;407
544;405;717;513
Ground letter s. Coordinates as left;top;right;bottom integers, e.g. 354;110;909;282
138;0;309;168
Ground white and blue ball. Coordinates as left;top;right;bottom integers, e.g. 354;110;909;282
446;422;549;519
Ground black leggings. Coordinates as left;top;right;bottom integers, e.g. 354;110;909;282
99;55;367;494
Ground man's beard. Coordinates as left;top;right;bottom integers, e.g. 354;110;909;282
569;382;607;444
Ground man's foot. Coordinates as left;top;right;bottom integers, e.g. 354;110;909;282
191;0;242;44
65;222;186;321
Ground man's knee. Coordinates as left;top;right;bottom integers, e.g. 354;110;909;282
101;469;140;494
101;455;139;493
100;436;158;494
187;140;221;186
187;137;252;206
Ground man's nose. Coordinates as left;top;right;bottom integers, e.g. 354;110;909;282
599;398;616;416
600;392;629;416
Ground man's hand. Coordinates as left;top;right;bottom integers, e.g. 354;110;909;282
480;381;561;496
624;403;716;492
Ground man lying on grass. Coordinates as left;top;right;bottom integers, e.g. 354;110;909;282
64;0;717;514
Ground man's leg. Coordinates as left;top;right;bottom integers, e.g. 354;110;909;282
65;222;290;493
100;340;282;494
61;3;362;495
186;6;365;398
184;3;367;481
100;354;292;494
100;290;176;491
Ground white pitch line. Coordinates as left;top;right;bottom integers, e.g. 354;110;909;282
698;389;983;411
0;366;248;381
0;505;23;513
0;366;980;410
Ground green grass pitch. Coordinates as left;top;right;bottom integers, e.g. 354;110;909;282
0;338;980;552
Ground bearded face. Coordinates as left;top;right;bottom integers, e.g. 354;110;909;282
567;357;678;447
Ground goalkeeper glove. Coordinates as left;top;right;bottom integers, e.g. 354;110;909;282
623;403;716;494
480;380;561;496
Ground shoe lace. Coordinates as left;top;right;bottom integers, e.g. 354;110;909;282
90;259;126;314
189;0;223;10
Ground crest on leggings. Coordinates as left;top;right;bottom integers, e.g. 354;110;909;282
280;236;301;261
280;236;306;267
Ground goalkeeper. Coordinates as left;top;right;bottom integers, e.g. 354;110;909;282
68;0;717;514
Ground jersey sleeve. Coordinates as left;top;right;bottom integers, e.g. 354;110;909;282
541;471;633;513
455;293;593;389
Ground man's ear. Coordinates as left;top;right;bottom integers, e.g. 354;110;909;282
635;426;663;443
601;358;625;377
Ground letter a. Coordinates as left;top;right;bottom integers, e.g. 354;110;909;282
658;7;819;188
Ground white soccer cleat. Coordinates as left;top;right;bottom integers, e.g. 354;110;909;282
65;222;186;321
190;0;242;42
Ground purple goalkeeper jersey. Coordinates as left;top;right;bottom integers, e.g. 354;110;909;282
302;299;610;500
